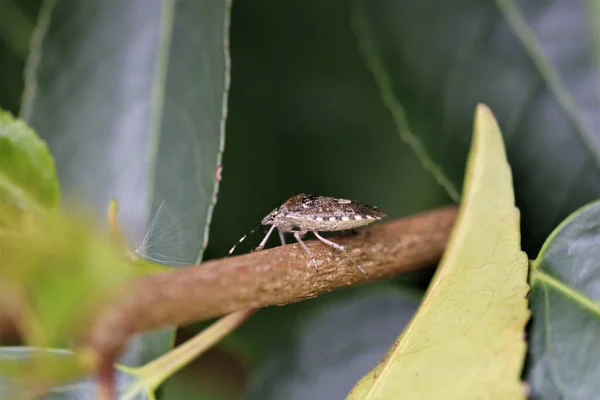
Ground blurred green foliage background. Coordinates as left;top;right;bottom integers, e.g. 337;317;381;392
1;0;598;398
0;1;448;398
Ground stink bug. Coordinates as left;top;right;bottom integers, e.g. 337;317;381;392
228;194;387;276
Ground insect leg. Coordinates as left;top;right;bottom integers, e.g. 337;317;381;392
293;231;318;272
313;232;346;251
278;229;286;246
254;224;277;252
312;232;368;277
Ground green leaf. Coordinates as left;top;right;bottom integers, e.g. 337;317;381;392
21;0;231;367
0;107;59;221
527;200;600;399
204;0;450;264
592;0;600;87
352;0;600;252
0;0;40;114
0;348;87;390
0;347;142;400
0;0;35;59
347;105;530;399
245;286;422;400
162;371;238;400
0;209;138;393
1;209;134;348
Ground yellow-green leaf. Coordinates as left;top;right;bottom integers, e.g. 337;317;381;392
0;108;59;217
1;208;134;348
347;104;530;400
0;347;139;399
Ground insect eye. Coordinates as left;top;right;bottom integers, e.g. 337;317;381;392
301;195;315;204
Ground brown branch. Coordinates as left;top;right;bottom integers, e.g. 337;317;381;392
0;302;19;344
86;205;458;358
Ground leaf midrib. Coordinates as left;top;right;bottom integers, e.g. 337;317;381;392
495;0;600;180
531;268;600;317
350;0;461;202
145;0;176;223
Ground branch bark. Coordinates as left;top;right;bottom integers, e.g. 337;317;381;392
86;205;458;358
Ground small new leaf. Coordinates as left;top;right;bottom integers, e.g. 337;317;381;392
0;108;59;228
1;208;134;348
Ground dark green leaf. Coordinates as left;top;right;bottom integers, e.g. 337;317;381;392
0;108;59;218
205;0;450;259
0;0;35;59
246;286;422;400
527;200;600;399
0;0;40;114
592;0;600;79
162;371;238;400
353;0;600;252
203;1;449;395
21;0;231;367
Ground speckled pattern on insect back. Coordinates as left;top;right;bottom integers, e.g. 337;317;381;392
262;194;387;232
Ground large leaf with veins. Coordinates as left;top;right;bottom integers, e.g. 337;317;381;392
527;200;600;399
353;0;600;253
21;0;231;369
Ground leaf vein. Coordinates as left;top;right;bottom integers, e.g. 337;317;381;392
532;270;600;317
495;0;600;171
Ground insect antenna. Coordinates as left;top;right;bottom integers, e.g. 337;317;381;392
227;222;264;256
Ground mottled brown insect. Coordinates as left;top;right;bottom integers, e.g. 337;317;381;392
228;194;387;276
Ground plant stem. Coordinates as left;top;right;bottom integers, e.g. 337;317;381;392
120;309;256;400
85;205;458;359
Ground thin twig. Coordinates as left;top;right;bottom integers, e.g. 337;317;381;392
85;205;457;358
118;308;256;400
